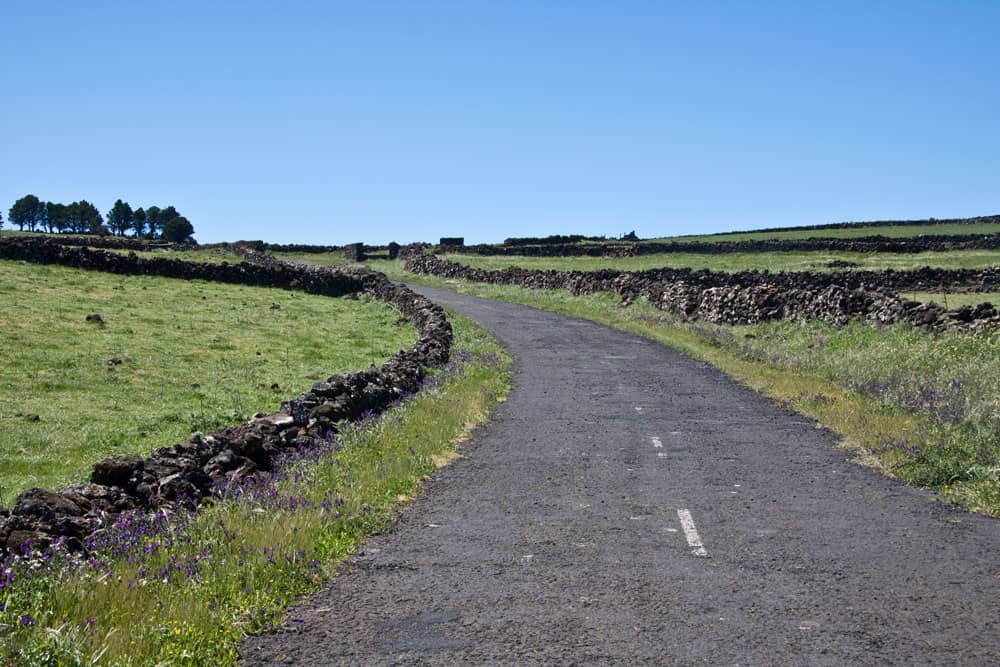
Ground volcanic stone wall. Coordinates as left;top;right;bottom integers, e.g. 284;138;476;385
343;243;366;262
0;237;361;296
442;233;1000;258
261;241;340;253
406;253;997;294
0;239;453;553
18;235;163;251
617;266;1000;294
204;241;342;254
404;253;999;332
697;214;1000;238
502;234;606;246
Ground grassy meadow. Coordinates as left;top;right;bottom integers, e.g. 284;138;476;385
1;310;511;665
0;260;415;499
340;257;1000;516
105;246;245;264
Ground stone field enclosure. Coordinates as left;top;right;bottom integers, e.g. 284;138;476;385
0;237;514;664
0;259;416;498
0;215;998;663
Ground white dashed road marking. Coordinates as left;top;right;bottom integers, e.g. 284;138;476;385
677;509;709;557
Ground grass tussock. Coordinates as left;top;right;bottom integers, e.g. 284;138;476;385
365;260;1000;516
0;311;510;665
0;260;415;498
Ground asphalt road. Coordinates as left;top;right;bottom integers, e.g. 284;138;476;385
242;285;1000;665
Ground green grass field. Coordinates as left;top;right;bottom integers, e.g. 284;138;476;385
105;246;245;263
652;220;1000;243
0;260;415;499
908;291;1000;307
272;250;347;267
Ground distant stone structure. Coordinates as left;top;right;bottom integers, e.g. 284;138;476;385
343;242;366;262
387;242;401;260
439;237;464;247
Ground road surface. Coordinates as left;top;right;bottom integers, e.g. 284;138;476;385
242;285;1000;665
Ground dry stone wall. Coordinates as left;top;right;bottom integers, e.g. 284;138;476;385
405;253;999;333
18;235;165;251
698;214;1000;237
0;238;452;553
0;237;360;296
442;232;1000;258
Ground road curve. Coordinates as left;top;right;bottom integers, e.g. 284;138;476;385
242;285;1000;665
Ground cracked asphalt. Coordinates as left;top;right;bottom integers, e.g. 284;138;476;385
241;285;1000;665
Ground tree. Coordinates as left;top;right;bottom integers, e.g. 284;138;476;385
41;202;53;233
145;206;161;238
47;202;68;233
64;202;83;233
107;199;134;236
64;200;103;234
132;207;146;237
9;195;43;232
34;203;48;233
162;216;194;242
77;201;104;234
0;210;4;234
160;206;179;225
147;206;179;239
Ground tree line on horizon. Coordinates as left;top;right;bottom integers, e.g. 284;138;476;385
3;194;195;242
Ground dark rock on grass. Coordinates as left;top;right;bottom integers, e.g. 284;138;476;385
153;474;206;504
14;489;86;520
204;449;257;478
85;313;104;324
5;529;53;553
310;400;350;421
58;483;136;513
51;516;94;542
91;455;145;492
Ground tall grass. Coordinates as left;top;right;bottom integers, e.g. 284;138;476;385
0;311;510;665
693;318;1000;507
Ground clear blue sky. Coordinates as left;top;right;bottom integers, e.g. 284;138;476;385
2;1;998;245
